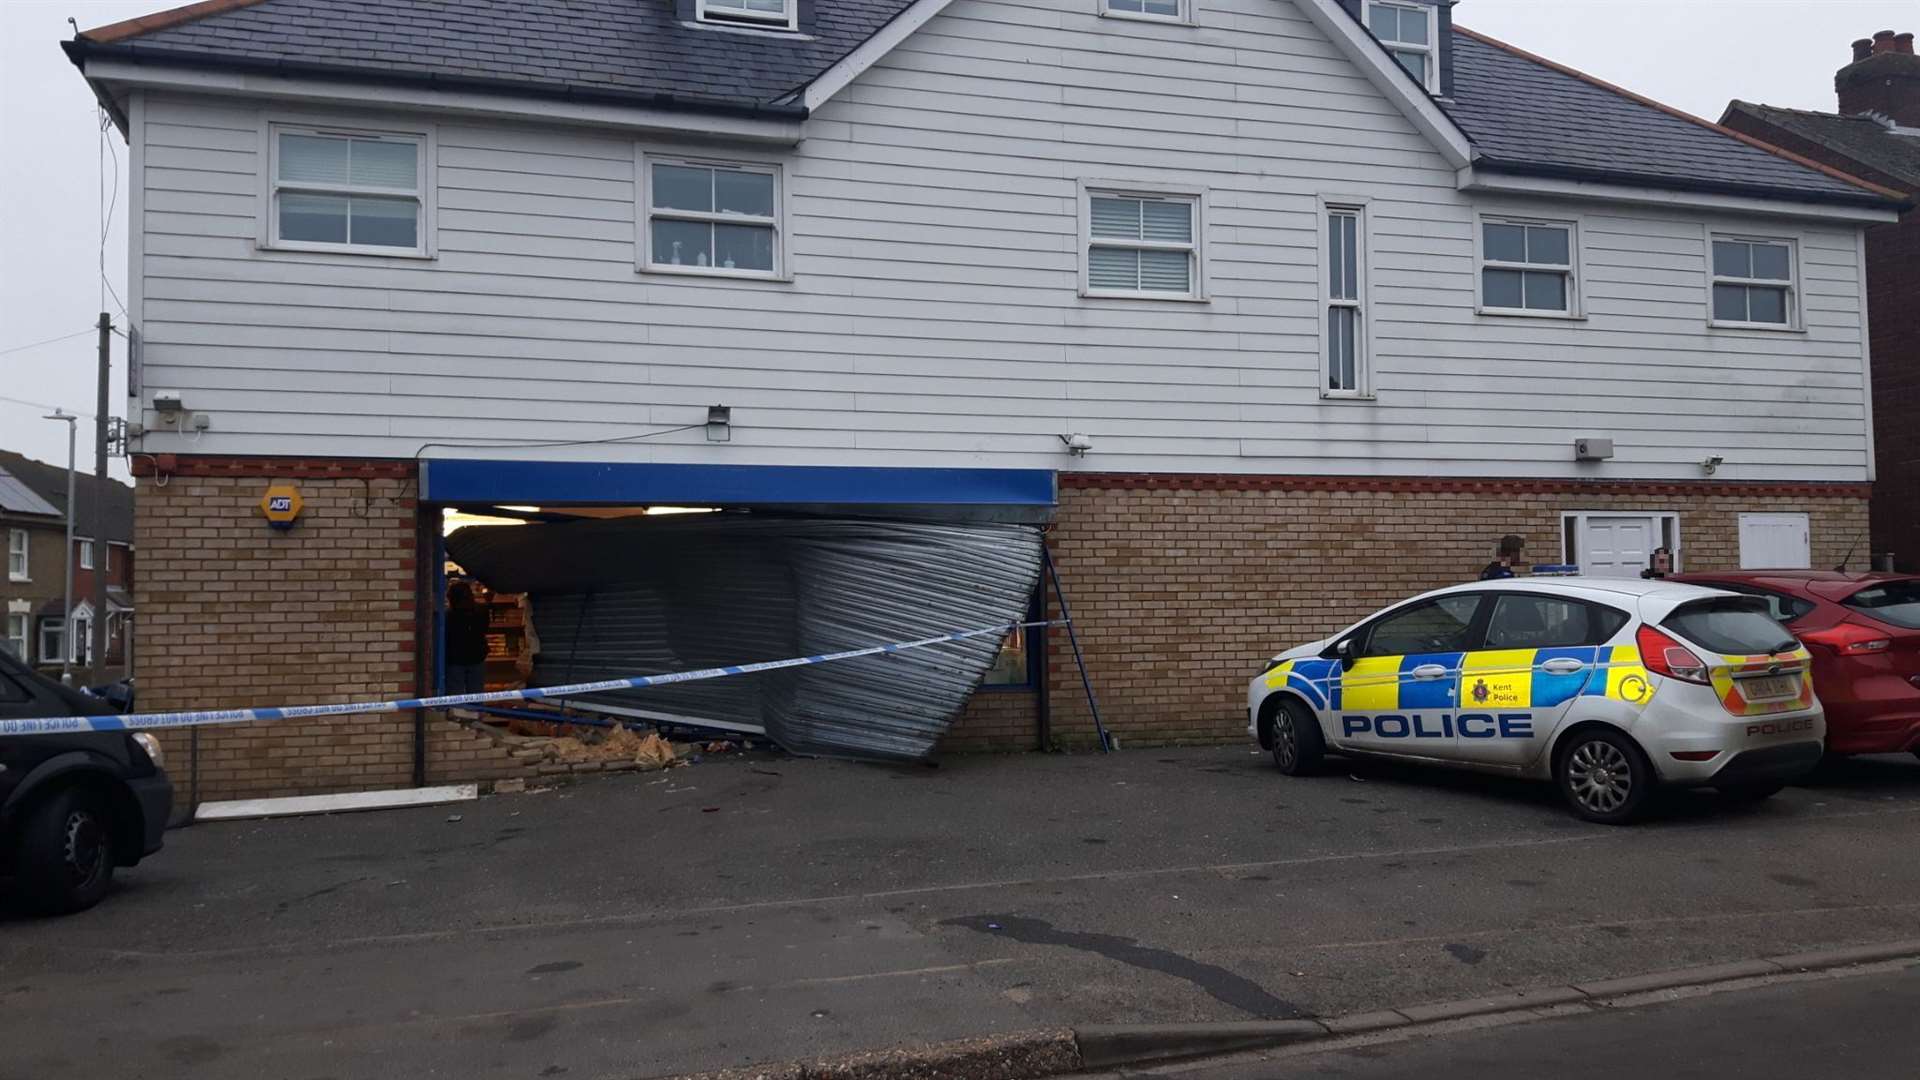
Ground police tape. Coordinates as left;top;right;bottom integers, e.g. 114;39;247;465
0;620;1063;737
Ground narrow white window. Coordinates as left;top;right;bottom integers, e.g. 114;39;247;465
5;612;27;661
1711;236;1797;328
1084;191;1201;299
1103;0;1185;23
7;528;26;582
697;0;797;31
644;158;782;278
1480;217;1578;317
270;126;427;254
1324;206;1368;396
79;540;93;571
1365;0;1439;93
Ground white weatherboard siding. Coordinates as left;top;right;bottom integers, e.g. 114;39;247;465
128;0;1870;482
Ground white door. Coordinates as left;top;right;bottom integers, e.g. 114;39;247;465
1739;513;1810;569
1580;517;1654;579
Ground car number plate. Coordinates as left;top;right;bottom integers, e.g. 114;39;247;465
1741;674;1798;702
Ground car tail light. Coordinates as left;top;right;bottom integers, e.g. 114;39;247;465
1799;623;1892;655
1670;750;1719;762
1638;624;1710;684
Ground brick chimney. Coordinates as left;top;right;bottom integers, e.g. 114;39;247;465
1838;29;1920;125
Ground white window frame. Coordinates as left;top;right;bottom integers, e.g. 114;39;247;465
1077;181;1208;303
79;539;94;571
1559;511;1683;574
639;152;789;281
39;617;64;665
1707;231;1803;332
5;612;27;661
1475;212;1584;319
261;120;435;258
1098;0;1193;26
1319;196;1374;400
1364;0;1441;94
7;528;26;582
696;0;799;32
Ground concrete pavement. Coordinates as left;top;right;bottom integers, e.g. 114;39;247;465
3;747;1920;1078
1153;962;1920;1080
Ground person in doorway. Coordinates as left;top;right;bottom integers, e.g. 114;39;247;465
444;582;490;695
1480;534;1526;580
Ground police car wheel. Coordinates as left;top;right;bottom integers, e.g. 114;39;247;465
1270;699;1324;776
1555;730;1652;825
12;786;116;915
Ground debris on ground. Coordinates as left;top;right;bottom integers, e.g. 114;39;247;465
544;725;689;770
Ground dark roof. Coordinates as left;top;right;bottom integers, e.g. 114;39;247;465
1722;102;1920;192
0;468;62;518
70;0;922;117
73;0;1899;209
1447;28;1897;208
0;451;134;544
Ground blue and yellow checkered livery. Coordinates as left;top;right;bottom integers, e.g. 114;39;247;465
1264;647;1652;711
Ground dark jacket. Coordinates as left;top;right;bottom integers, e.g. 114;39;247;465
445;607;491;666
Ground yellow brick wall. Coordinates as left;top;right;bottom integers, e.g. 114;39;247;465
135;466;527;802
1038;478;1870;749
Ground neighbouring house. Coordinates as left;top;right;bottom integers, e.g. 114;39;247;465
64;0;1906;801
0;450;136;683
1723;29;1920;573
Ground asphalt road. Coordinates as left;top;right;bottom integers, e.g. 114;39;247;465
1158;964;1920;1080
4;747;1920;1079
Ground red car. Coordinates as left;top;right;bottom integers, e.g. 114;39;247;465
1670;572;1920;757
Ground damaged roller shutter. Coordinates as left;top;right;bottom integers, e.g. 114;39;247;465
445;515;1044;760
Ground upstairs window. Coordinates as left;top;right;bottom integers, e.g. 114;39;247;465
1711;236;1797;329
1479;216;1580;317
697;0;797;31
1103;0;1186;22
7;528;26;582
1083;189;1203;300
643;157;783;278
270;126;427;255
79;540;93;571
1366;1;1440;93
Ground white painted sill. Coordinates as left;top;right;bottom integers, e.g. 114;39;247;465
257;240;436;261
1097;10;1198;27
1708;320;1806;334
1320;391;1378;402
1079;289;1210;304
1475;306;1586;321
640;264;793;284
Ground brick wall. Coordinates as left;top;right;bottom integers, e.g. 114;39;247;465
941;688;1039;752
1038;476;1871;749
1718;109;1918;570
134;462;525;802
1865;215;1920;570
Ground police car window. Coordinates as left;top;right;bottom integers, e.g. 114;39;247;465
1484;595;1625;649
1363;595;1481;656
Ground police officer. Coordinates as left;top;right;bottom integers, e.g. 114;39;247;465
1480;534;1526;580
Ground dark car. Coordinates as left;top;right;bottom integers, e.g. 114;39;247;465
1670;571;1920;757
0;651;172;914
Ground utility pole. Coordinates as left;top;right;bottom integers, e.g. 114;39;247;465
90;312;111;682
42;410;77;685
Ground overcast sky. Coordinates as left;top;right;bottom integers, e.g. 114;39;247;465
2;0;1914;471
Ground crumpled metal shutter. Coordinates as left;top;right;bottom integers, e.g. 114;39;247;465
446;514;1043;760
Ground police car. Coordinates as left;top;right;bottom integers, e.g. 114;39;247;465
1248;578;1825;823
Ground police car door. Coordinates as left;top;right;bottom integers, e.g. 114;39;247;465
1457;592;1621;768
1334;593;1485;759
